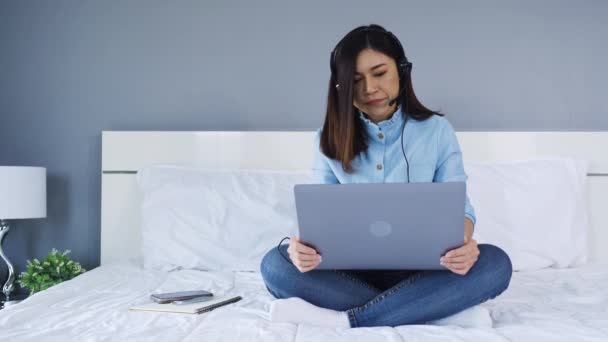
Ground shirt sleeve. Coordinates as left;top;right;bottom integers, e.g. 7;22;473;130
433;118;476;225
312;128;339;184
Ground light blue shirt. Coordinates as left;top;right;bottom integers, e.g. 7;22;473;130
312;106;476;225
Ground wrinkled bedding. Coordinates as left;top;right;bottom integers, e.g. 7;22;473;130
1;262;607;342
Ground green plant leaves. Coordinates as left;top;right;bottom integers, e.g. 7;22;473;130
17;248;86;296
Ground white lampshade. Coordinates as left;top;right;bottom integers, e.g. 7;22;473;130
0;166;47;219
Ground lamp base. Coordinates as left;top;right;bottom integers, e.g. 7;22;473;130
1;294;29;309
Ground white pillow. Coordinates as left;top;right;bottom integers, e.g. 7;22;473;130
465;158;589;271
137;165;311;271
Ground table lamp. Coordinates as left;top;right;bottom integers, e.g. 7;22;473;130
0;166;46;308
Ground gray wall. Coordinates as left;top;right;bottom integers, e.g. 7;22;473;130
1;1;606;295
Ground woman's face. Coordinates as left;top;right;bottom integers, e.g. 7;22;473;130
352;48;401;123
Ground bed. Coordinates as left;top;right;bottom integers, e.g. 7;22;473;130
1;131;607;342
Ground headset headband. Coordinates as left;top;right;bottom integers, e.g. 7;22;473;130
330;26;412;84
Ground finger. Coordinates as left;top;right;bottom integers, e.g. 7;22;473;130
287;242;294;254
298;263;319;273
295;242;318;255
443;261;469;270
296;260;319;268
444;247;469;258
296;254;322;264
289;236;298;250
288;238;297;252
445;263;470;274
442;254;474;263
451;268;469;275
444;242;476;258
292;236;319;255
442;255;466;263
447;246;479;262
297;253;321;262
444;257;478;272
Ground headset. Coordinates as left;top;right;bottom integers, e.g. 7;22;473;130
330;26;412;101
330;25;411;183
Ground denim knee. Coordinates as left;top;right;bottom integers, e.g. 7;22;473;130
260;245;286;276
260;245;293;297
478;244;513;294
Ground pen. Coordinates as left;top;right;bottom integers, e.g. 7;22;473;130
195;296;242;314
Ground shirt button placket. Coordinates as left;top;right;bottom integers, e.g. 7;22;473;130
378;129;385;181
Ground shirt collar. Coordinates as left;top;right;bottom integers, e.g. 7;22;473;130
358;106;406;138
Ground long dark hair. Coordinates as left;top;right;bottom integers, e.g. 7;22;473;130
321;24;442;173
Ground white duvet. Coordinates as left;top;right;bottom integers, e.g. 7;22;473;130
1;262;607;342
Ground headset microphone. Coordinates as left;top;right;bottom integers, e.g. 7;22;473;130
388;86;406;107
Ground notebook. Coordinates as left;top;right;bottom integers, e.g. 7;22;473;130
129;295;242;314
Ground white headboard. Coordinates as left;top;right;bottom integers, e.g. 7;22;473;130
101;131;608;266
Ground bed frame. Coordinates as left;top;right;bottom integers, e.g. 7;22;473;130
101;131;608;266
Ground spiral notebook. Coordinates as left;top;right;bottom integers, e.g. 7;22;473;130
129;295;242;314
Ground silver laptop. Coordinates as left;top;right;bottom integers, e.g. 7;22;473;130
293;182;466;270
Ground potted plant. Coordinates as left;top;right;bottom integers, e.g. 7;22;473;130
17;248;86;295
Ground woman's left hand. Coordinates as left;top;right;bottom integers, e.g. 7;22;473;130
440;234;480;276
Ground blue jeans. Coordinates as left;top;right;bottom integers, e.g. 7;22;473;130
260;244;512;328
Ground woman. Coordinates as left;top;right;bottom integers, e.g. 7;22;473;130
260;24;512;328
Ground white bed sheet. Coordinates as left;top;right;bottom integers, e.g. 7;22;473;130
1;262;607;342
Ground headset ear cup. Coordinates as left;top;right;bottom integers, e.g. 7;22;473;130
397;61;412;78
396;61;406;79
404;62;412;75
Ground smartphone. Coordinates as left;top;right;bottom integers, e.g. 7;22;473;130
172;296;214;305
150;290;213;304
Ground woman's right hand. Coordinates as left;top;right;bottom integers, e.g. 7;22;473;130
287;236;322;273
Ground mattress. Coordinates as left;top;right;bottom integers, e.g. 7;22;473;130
1;262;607;342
